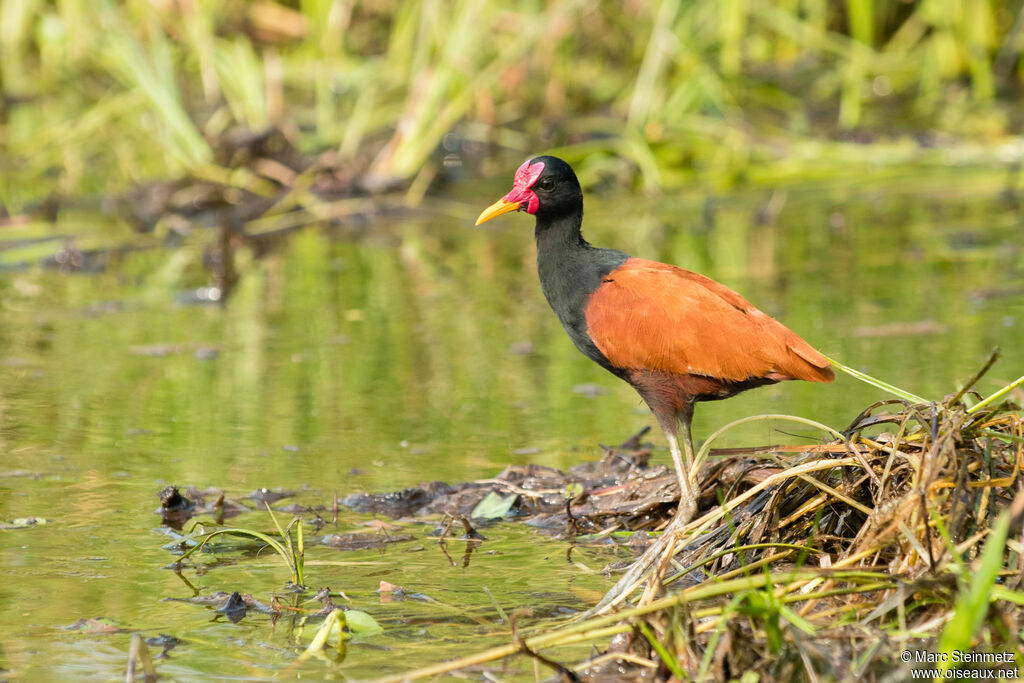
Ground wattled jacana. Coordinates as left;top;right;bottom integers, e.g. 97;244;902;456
476;156;834;604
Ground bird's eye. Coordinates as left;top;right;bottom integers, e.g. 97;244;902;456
537;177;555;191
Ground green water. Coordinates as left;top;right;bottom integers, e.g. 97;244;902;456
1;173;1022;679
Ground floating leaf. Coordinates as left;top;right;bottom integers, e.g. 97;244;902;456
343;609;383;637
470;491;517;520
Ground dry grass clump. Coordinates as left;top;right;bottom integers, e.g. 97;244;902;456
595;397;1022;680
385;361;1024;681
579;361;1024;681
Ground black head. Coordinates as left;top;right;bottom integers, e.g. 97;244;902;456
475;156;583;225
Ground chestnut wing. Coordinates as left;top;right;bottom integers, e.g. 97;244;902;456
584;259;833;383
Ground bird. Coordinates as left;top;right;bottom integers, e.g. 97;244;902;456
476;156;834;605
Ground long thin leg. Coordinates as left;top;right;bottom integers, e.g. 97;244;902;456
583;406;700;616
666;430;696;521
671;401;697;521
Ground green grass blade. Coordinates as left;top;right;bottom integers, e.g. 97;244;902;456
178;527;291;564
935;509;1011;675
967;374;1024;414
978;429;1024;444
637;620;683;680
825;356;928;404
295;515;305;586
990;585;1024;606
263;501;303;585
697;595;744;680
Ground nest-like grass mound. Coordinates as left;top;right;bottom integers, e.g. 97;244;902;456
385;361;1024;682
585;393;1023;681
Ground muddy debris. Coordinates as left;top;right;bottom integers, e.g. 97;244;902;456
159;486;197;529
249;487;294;505
157;486;262;528
340;427;687;541
144;634;182;659
220;591;248;623
66;617;125;634
342;480;455;518
168;590;277;619
321;531;416;550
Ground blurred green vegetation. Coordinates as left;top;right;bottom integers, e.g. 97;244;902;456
3;0;1024;211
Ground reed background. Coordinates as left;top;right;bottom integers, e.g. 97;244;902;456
3;0;1024;211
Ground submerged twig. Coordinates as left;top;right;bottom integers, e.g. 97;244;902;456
126;634;157;683
949;348;1001;407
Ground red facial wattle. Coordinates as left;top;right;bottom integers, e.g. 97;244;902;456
474;159;547;226
502;159;545;214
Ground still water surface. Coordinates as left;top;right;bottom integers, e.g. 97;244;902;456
0;173;1021;679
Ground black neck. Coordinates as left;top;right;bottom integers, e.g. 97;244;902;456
535;209;592;310
535;210;587;253
533;207;630;376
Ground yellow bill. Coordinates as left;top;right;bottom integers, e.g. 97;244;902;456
475;198;522;225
